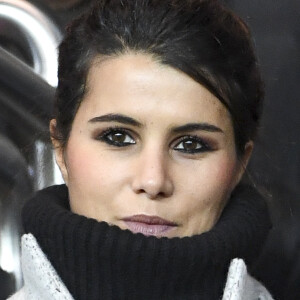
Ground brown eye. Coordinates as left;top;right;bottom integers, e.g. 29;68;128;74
110;132;127;143
100;129;136;147
181;140;200;151
174;136;211;154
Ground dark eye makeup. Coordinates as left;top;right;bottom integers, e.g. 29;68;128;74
172;135;213;154
94;127;214;154
95;127;136;147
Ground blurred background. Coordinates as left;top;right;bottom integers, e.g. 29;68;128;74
0;0;299;299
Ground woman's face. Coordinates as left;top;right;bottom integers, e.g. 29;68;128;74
53;54;251;238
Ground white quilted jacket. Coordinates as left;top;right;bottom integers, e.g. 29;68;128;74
8;234;274;300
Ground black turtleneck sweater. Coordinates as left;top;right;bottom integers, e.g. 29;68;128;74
22;184;271;300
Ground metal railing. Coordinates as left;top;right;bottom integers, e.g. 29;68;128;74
0;0;62;86
0;1;63;295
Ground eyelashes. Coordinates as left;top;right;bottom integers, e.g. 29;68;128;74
173;135;213;153
95;127;214;154
95;127;136;147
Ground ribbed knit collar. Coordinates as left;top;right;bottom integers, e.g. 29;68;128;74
22;184;271;300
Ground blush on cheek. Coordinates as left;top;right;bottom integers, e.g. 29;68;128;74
65;143;101;180
212;156;239;189
66;143;127;193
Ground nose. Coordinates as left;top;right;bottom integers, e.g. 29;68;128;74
131;148;174;200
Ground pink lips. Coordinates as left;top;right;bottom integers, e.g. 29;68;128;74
122;215;177;236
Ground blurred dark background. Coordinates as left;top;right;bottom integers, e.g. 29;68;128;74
227;2;300;299
0;0;299;299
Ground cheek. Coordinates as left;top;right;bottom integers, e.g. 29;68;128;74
64;141;130;219
178;154;239;207
210;155;239;187
174;154;239;235
66;145;104;184
65;141;130;191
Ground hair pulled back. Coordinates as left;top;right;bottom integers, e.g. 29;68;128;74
54;0;264;156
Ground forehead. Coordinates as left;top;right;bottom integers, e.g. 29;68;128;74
80;53;232;130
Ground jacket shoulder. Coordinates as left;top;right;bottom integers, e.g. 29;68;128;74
17;234;74;299
223;258;274;300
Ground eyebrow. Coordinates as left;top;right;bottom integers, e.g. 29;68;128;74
88;113;223;133
172;123;223;134
88;113;142;127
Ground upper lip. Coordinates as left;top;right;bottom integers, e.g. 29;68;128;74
122;214;177;226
